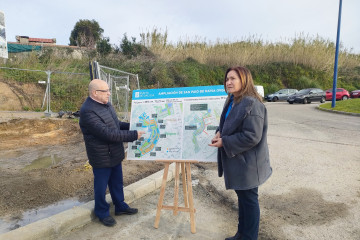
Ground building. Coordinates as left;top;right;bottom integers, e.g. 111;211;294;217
15;35;56;45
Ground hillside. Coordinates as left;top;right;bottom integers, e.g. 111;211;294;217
0;35;359;112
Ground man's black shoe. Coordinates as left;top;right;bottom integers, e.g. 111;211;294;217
99;216;116;227
115;207;138;216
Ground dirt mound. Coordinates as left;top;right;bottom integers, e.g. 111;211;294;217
0;118;81;150
0;117;164;218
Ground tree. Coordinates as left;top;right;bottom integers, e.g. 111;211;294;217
69;19;104;48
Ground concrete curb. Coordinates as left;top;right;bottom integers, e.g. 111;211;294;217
316;106;360;116
0;163;175;240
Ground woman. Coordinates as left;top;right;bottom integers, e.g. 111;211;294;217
209;67;272;240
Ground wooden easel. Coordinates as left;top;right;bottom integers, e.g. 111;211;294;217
154;160;198;234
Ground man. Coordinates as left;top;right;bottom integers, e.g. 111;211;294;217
79;79;145;227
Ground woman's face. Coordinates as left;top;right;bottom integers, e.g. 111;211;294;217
226;70;242;94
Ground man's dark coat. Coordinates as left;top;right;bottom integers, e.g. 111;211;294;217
79;97;138;168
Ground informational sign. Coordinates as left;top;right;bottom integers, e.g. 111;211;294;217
127;85;228;162
0;10;8;59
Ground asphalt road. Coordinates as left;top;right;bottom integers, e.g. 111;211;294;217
266;102;359;149
54;102;360;240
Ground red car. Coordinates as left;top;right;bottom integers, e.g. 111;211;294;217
350;90;360;98
325;88;350;101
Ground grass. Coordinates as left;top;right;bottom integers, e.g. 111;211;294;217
141;29;360;73
138;28;360;91
319;98;360;114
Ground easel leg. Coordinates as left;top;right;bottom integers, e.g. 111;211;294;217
173;162;180;215
186;162;196;233
181;162;188;208
154;162;170;228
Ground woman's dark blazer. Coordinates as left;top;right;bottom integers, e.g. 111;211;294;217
217;96;272;190
79;97;138;168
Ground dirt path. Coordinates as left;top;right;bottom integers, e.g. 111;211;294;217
0;114;164;219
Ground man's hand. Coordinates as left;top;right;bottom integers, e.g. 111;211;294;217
137;131;146;139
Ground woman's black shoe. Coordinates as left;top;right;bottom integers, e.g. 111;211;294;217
225;231;242;240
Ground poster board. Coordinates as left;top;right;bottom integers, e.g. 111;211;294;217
127;85;227;162
0;10;8;59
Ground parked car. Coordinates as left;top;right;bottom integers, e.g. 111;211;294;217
287;88;326;104
350;90;360;98
325;88;350;101
264;88;298;102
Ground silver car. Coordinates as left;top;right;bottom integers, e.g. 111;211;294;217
265;89;298;102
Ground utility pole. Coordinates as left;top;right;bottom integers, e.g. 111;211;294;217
331;0;343;108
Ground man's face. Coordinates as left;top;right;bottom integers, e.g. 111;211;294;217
93;82;111;104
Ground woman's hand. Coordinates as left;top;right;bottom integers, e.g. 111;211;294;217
209;137;223;148
209;132;223;148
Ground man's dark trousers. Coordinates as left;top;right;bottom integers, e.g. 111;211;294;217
92;163;129;220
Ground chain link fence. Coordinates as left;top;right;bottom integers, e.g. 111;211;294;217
93;62;140;121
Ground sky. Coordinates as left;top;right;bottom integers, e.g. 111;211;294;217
1;0;360;53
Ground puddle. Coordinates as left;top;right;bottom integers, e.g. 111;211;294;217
0;198;82;234
22;154;62;171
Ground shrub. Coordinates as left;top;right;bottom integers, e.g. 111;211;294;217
296;76;320;89
149;62;174;88
119;34;152;58
96;37;112;57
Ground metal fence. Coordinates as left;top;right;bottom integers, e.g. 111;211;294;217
0;64;139;120
0;66;89;114
92;62;140;121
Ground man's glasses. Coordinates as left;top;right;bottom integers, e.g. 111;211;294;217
96;89;110;93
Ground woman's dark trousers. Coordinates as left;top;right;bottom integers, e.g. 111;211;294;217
235;187;260;240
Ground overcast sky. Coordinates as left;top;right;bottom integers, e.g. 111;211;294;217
1;0;360;53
